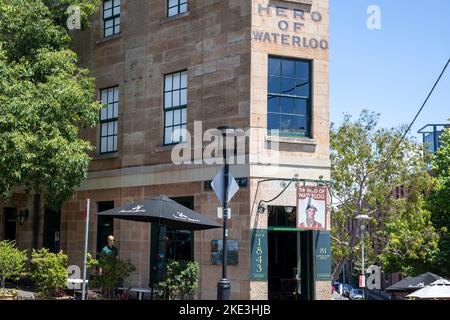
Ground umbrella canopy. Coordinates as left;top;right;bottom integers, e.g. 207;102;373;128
96;195;221;230
386;272;444;292
406;279;450;299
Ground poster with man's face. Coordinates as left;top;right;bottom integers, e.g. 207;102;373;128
297;185;327;230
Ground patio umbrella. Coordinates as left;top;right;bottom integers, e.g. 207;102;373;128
96;194;221;230
386;272;443;292
406;279;450;299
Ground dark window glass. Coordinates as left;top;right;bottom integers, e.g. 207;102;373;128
168;0;188;17
164;71;188;145
267;56;311;136
103;0;120;37
100;86;119;153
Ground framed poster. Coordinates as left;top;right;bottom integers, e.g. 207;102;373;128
297;185;327;230
211;240;239;265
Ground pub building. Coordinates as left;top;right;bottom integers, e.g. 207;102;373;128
0;0;331;300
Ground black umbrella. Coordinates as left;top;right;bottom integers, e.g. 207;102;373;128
96;194;221;230
386;272;444;292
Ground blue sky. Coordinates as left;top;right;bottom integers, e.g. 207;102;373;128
329;0;450;140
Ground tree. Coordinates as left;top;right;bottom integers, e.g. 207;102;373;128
0;0;101;207
330;110;439;280
427;127;450;277
0;240;27;288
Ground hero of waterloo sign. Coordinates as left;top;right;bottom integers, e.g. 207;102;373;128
253;3;329;50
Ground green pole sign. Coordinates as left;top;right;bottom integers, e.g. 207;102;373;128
250;229;268;281
315;231;332;281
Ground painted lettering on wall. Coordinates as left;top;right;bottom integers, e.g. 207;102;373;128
253;3;329;50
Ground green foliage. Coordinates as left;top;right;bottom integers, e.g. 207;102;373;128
90;253;136;298
0;0;101;207
427;128;450;277
156;260;200;300
0;240;27;288
30;248;68;298
330;110;439;278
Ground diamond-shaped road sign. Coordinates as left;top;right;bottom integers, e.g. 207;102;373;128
211;167;240;203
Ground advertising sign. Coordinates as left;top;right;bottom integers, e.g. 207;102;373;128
315;231;332;281
297;185;327;230
250;229;268;281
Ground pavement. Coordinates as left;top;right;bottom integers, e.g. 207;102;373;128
332;292;349;300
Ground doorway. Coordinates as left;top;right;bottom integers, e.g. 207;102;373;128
267;206;315;300
96;201;115;256
3;208;17;241
43;208;61;253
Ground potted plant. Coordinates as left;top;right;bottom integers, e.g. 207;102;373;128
156;260;200;300
0;240;27;300
30;248;69;300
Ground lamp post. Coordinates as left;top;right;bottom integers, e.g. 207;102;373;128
217;126;237;300
355;214;370;299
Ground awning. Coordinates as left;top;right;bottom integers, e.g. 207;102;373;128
406;279;450;299
385;272;444;292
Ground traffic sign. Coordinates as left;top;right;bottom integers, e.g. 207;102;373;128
211;167;240;203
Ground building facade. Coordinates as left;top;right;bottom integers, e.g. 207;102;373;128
0;0;330;300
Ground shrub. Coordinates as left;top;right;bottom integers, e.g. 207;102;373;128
30;248;68;298
156;260;200;300
0;240;27;289
90;253;136;299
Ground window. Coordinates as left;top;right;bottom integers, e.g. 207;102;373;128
168;0;188;17
164;71;187;145
267;56;312;137
103;0;120;37
100;87;119;153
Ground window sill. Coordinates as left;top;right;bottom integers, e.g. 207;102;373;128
96;33;122;45
160;11;190;25
94;152;119;160
266;134;317;146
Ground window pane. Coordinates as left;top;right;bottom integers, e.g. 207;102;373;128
105;27;113;37
282;59;295;78
174;109;181;125
113;102;119;118
113;87;119;101
104;9;112;18
268;96;280;113
114;121;118;134
104;0;112;9
180;71;187;88
294;99;307;115
169;0;178;7
181;124;187;141
268;113;280;131
105;19;113;28
108;122;114;135
107;104;113;119
172;90;180;107
294;116;306;131
181;108;187;124
165;128;173;144
101;123;108;137
168;7;178;16
180;3;187;13
101;90;108;104
101;138;107;153
113;6;120;15
108;88;114;101
100;106;107;120
268;57;281;76
113;136;117;151
180;89;187;105
164;92;172;108
268;76;281;94
173;73;180;90
280;114;294;131
165;74;173;91
165;110;173;126
281;78;296;95
295;61;310;79
107;136;113;151
115;23;120;34
280;97;294;114
296;81;310;97
115;0;120;6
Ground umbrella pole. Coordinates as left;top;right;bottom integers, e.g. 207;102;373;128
152;223;161;300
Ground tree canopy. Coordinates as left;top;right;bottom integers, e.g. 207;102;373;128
0;0;101;206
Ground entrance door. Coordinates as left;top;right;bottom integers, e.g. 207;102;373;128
96;201;115;255
43;208;61;253
3;208;17;241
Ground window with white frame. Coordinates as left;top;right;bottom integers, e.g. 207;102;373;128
100;86;119;153
168;0;188;17
164;71;187;145
103;0;120;37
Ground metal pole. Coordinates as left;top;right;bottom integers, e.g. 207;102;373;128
82;198;90;300
217;129;231;300
361;224;365;300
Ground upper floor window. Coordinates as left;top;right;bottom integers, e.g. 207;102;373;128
164;71;187;145
267;56;312;137
103;0;120;37
100;86;119;154
168;0;188;17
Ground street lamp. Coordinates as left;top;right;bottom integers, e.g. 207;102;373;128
217;126;238;300
355;214;370;299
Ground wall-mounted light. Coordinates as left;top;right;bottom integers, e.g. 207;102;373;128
17;209;29;226
257;202;267;215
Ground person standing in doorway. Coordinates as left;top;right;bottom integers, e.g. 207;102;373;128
102;235;118;258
